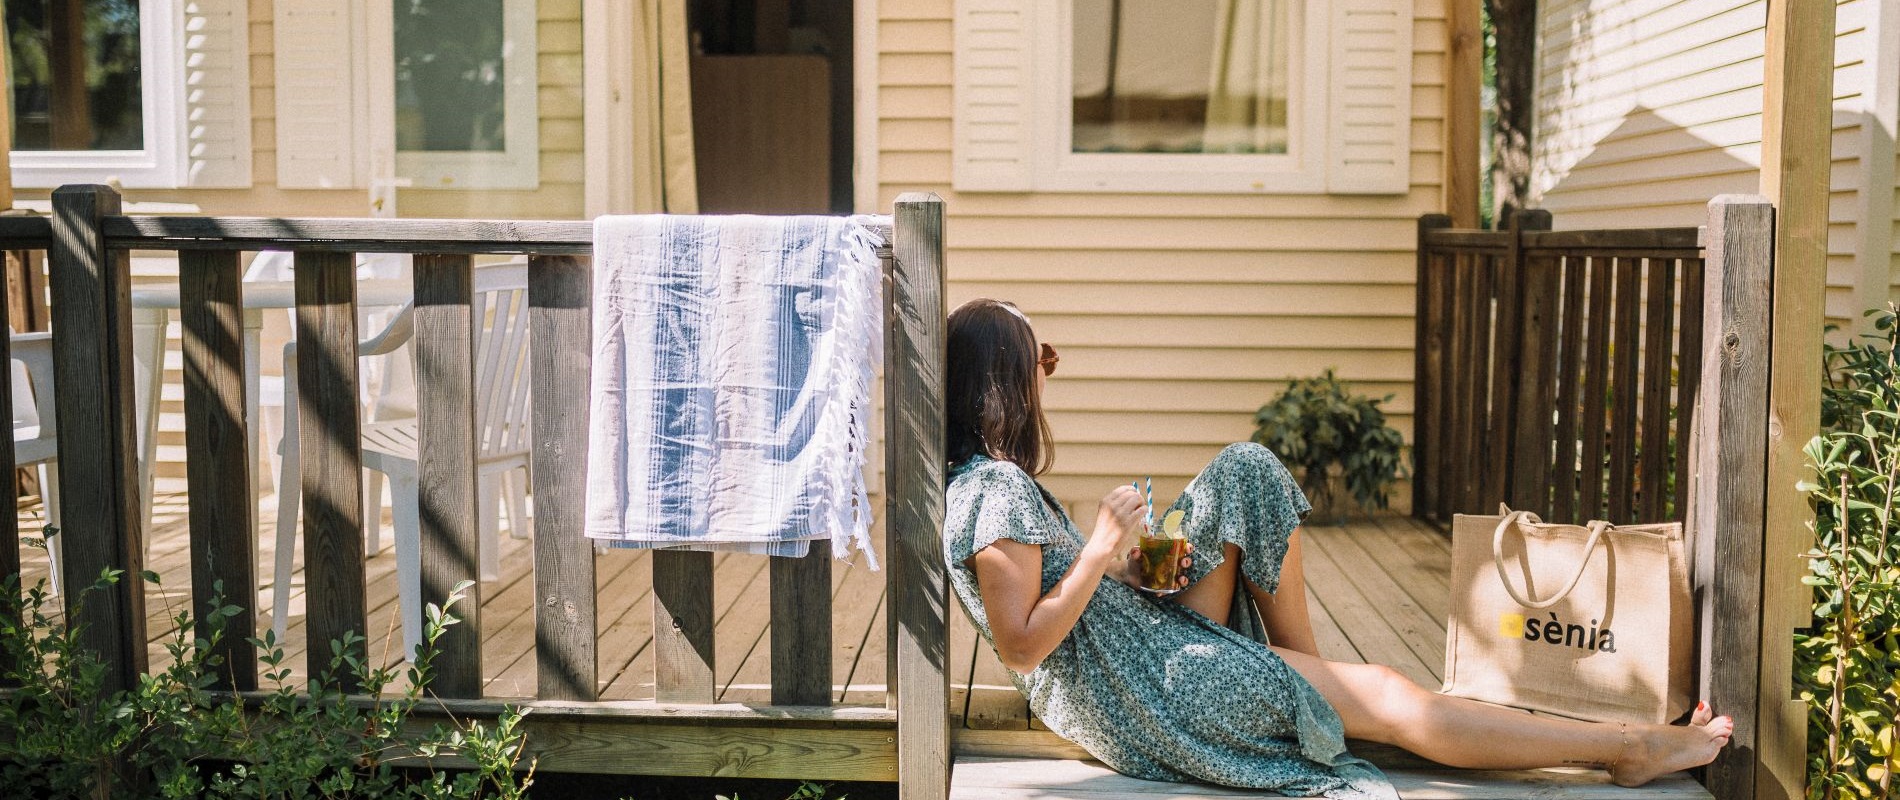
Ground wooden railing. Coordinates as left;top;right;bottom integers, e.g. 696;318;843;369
1413;210;1707;527
1;186;952;796
1414;197;1782;799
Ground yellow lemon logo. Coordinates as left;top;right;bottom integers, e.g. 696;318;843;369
1499;613;1525;639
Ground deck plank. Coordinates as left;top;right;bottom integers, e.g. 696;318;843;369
1306;585;1364;664
1303;524;1448;683
1297;527;1441;687
951;756;1712;799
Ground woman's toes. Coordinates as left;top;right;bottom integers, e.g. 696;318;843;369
1691;702;1712;726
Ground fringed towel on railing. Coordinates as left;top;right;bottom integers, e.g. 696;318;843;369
584;214;885;566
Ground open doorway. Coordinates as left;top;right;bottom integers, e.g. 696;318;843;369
688;0;854;214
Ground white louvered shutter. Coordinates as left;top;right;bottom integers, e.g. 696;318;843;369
1325;0;1413;194
182;0;253;187
275;0;368;188
952;0;1035;192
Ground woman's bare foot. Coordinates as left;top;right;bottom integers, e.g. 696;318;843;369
1608;703;1734;787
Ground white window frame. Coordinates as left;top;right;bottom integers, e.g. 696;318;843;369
11;0;187;189
1029;0;1329;194
392;0;539;190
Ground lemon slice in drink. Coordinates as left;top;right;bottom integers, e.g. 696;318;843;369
1160;509;1186;539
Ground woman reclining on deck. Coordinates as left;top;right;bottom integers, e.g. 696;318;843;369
942;298;1732;800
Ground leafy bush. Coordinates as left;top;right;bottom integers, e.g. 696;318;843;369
1797;308;1900;799
0;557;536;799
1251;370;1407;514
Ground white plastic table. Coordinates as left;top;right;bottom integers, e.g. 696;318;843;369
130;279;413;531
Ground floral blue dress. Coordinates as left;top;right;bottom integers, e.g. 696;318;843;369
944;443;1396;799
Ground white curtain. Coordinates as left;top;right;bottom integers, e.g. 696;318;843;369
630;0;699;213
1204;0;1291;154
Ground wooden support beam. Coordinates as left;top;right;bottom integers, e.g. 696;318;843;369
1758;0;1832;797
889;194;949;800
1445;0;1483;227
47;184;147;695
413;253;483;696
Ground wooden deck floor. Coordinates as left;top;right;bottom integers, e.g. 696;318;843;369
13;496;1707;797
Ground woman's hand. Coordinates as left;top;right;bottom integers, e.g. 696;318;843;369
1087;484;1148;561
1114;541;1196;590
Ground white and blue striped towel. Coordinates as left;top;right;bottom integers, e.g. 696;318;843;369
583;214;884;565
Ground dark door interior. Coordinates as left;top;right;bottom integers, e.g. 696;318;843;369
689;0;855;215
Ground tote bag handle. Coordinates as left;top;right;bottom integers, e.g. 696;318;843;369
1491;510;1611;610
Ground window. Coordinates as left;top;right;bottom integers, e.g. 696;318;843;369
952;0;1411;195
392;0;538;190
1034;0;1325;193
1070;0;1289;155
7;0;186;188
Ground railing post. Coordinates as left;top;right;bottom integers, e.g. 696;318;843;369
1413;214;1451;521
47;184;147;694
179;249;257;691
889;193;948;800
413;253;483;696
528;254;598;702
1694;194;1774;800
1503;209;1554;514
294;250;367;692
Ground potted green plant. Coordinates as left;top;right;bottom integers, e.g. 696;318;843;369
1250;370;1407;523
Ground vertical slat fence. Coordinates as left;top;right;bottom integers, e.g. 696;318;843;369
1414;216;1707;528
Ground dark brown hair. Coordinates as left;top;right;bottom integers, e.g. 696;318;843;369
946;298;1055;475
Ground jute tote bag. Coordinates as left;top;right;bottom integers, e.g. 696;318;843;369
1442;508;1693;724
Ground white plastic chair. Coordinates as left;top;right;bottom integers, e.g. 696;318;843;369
11;331;63;595
271;262;532;655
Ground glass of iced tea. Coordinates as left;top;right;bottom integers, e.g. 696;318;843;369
1135;508;1188;594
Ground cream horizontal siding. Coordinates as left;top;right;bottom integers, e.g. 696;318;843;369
885;0;1442;514
1826;0;1874;328
1892;161;1900;310
1536;0;1883;334
1532;0;1767;229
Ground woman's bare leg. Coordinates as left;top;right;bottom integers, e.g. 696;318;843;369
1270;645;1732;786
1172;543;1238;624
1173;535;1321;657
1248;530;1318;657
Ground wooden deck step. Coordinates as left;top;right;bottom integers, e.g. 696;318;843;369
951;755;1713;799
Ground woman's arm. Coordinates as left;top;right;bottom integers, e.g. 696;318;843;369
971;485;1146;673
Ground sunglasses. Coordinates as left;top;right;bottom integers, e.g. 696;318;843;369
1038;342;1060;376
